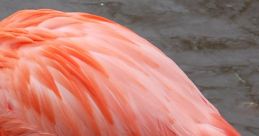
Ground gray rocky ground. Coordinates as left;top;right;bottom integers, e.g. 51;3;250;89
0;0;259;135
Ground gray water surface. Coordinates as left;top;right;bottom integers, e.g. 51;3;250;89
0;0;259;135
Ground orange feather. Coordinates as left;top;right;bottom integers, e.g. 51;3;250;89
0;9;239;136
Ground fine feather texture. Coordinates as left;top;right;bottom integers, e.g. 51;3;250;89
0;9;239;136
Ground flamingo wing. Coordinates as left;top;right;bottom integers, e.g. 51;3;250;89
0;9;239;136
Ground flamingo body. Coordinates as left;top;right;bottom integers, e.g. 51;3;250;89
0;9;239;136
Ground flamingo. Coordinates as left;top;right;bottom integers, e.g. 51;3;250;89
0;9;239;136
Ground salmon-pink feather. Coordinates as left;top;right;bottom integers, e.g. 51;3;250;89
0;9;239;136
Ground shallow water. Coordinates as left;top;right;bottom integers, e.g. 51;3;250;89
0;0;259;135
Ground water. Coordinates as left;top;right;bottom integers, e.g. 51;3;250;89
0;0;258;135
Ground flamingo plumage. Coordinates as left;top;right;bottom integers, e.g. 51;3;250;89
0;9;239;136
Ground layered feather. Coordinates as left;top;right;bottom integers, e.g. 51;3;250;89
0;9;239;136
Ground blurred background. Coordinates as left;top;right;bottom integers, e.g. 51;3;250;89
0;0;259;135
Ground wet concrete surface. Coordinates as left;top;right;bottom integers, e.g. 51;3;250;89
0;0;259;135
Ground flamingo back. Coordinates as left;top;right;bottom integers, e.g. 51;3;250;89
0;9;239;136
